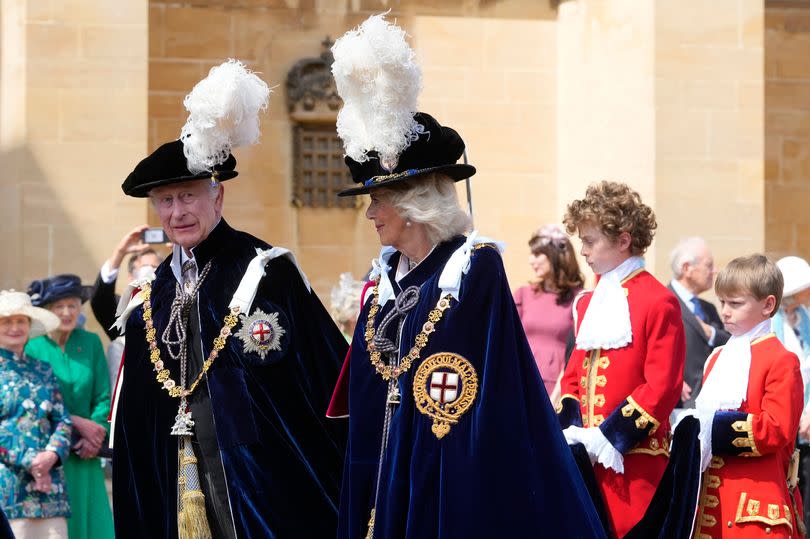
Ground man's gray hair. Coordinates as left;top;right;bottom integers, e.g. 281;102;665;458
670;237;708;278
384;173;472;245
209;179;221;198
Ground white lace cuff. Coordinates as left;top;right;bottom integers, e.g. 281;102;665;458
563;426;625;474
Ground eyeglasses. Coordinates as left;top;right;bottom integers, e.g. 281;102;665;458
151;191;203;210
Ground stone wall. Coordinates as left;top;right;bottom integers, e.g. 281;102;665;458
655;0;765;276
556;0;656;284
765;1;810;260
0;0;147;336
148;0;559;297
556;0;764;288
4;0;804;340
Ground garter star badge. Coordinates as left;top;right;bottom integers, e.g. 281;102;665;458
413;352;478;439
235;308;286;360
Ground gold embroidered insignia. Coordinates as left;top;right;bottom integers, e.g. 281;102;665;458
235;308;286;359
413;352;478;440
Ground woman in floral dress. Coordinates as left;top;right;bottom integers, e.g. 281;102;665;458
0;290;72;539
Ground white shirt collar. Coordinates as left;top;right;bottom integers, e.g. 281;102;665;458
170;245;196;285
169;218;222;284
670;279;696;309
394;245;437;284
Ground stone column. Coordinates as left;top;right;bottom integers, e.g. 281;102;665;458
557;0;764;279
0;0;148;300
765;3;810;260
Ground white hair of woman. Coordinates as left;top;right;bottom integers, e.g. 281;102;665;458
669;237;709;279
382;173;472;246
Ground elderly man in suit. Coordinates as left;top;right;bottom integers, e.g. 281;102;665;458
668;237;730;408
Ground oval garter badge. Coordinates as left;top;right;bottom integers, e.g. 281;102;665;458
413;352;478;439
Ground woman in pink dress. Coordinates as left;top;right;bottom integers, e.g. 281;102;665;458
513;224;584;402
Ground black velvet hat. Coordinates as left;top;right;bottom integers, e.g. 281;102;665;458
121;140;238;198
337;113;476;197
27;274;92;307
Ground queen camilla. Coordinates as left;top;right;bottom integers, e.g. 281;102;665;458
328;15;606;539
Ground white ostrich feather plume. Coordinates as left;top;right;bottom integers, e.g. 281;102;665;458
331;14;423;170
180;59;271;174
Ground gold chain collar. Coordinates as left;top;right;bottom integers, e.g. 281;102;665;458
364;280;453;381
141;283;240;398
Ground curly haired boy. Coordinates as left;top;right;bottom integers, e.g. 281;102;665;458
557;180;686;537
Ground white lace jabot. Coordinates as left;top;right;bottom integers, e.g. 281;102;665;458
695;319;772;412
575;256;645;351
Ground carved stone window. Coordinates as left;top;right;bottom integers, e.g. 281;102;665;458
287;38;356;209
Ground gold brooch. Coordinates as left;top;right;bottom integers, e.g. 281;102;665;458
413;352;478;439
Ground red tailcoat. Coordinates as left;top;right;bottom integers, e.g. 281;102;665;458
694;335;804;539
559;269;685;537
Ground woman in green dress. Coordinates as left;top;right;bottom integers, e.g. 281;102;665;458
25;274;114;539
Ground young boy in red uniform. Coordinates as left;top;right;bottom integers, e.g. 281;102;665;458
558;181;686;537
690;255;804;538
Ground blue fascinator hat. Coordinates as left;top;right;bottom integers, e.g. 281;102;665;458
27;274;92;307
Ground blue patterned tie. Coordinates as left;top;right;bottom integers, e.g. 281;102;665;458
690;297;708;323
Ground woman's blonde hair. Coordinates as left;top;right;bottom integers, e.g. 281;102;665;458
715;254;783;317
383;173;472;245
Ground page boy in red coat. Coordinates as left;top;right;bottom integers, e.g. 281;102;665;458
687;255;804;538
557;181;685;537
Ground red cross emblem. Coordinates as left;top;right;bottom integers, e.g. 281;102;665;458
429;372;459;404
250;321;272;344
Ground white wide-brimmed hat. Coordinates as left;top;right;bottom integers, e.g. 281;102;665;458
777;256;810;298
0;290;60;339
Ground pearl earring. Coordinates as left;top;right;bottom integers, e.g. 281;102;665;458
406;221;412;227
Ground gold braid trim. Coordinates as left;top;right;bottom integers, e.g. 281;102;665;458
626;395;661;435
735;492;793;530
627;447;670;457
556;393;579;414
731;413;761;457
141;284;240;399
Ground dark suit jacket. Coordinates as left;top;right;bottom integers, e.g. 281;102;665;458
91;272;120;340
668;283;730;408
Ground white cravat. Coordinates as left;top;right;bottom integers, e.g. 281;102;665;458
575;256;645;351
675;318;772;473
437;231;505;302
369;247;397;307
695;318;772;412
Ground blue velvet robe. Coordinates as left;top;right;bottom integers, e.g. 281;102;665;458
112;220;348;538
338;236;606;538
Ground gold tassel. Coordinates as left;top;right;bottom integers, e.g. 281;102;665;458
179;490;212;539
365;507;375;539
177;436;212;539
